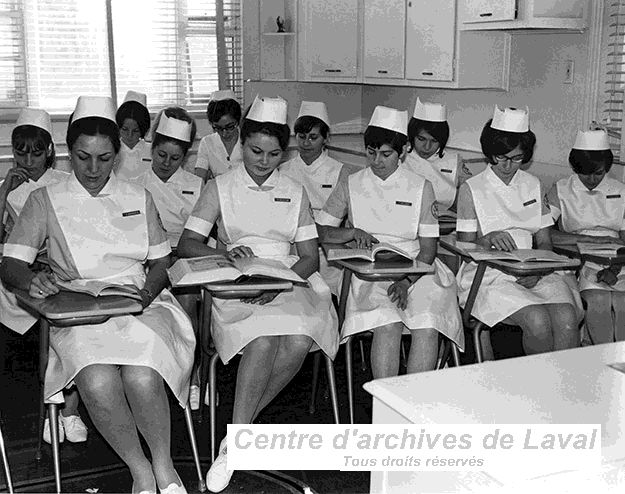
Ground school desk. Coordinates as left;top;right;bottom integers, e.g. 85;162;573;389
364;341;625;493
553;243;625;267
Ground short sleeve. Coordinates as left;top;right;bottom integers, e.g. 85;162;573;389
546;183;561;221
456;182;478;233
539;182;554;229
194;138;209;171
317;176;349;227
418;180;440;238
295;188;318;242
145;191;171;260
3;189;48;263
184;179;220;237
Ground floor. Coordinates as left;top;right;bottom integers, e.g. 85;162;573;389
0;323;524;494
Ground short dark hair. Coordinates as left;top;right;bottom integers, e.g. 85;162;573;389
568;148;614;174
12;124;56;168
480;119;536;164
152;106;197;156
116;101;151;138
407;118;450;158
66;116;121;154
206;98;242;124
294;116;329;139
364;126;407;156
240;119;290;151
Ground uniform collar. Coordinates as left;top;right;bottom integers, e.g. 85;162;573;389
366;163;401;184
237;163;281;191
150;165;187;185
297;149;328;170
571;173;610;194
67;170;118;197
485;165;522;188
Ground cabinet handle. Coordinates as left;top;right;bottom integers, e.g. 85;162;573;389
479;12;493;17
422;71;433;76
377;70;388;74
325;69;342;73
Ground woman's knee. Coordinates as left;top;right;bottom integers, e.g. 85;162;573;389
75;364;119;397
280;335;313;355
121;365;162;393
244;335;280;356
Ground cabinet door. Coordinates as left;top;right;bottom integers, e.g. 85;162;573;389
461;0;517;24
405;0;455;81
363;0;405;79
303;0;359;78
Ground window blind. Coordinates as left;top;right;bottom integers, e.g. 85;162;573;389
0;0;27;107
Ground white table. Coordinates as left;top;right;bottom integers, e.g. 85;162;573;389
364;343;625;493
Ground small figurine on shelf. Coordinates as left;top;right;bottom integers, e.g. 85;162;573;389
276;16;286;33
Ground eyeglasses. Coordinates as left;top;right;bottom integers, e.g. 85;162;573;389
212;122;238;133
494;154;524;164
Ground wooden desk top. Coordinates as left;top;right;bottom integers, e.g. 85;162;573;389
202;279;293;299
554;243;625;266
333;258;434;277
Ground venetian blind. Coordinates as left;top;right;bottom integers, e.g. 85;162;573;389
0;0;27;107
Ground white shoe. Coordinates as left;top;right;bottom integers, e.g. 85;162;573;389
189;385;200;411
43;417;64;444
61;414;88;443
204;389;219;407
159;472;187;494
206;437;233;493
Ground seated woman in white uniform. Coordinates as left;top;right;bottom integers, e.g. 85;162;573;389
194;89;243;182
114;90;152;181
547;129;625;344
317;106;463;377
133;107;204;409
0;108;87;444
0;96;195;494
456;107;580;358
177;95;338;492
281;101;359;295
404;98;461;212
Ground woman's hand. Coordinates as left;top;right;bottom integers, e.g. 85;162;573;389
352;228;379;249
597;268;619;286
515;275;541;289
28;272;59;299
227;245;255;260
387;278;411;310
241;290;280;305
0;168;31;197
482;231;517;251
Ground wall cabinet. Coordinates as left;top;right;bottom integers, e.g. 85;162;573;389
363;0;405;79
259;0;298;80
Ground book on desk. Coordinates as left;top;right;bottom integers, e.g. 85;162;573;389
326;242;413;263
576;242;625;257
466;248;572;264
56;279;143;301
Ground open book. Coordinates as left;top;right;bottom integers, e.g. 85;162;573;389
56;279;143;301
327;242;413;263
577;242;625;257
168;255;306;288
467;248;571;263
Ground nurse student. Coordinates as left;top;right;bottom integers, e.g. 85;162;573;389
114;90;152;181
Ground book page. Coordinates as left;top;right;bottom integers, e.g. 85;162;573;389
56;279;141;299
468;249;569;263
185;255;236;272
577;242;625;256
233;257;306;283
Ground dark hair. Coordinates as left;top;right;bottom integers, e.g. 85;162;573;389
206;98;242;124
364;126;407;156
151;106;197;156
66;116;121;154
568;149;614;174
116;101;151;138
12;125;56;168
294;115;330;139
240;119;290;151
480;119;536;164
407;118;449;158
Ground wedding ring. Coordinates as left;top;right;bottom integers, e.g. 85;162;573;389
38;290;43;295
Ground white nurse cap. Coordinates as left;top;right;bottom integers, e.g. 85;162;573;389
297;101;330;127
368;106;408;136
412;98;446;122
210;89;237;101
15;108;52;135
156;113;193;142
491;106;530;133
247;95;288;124
572;130;610;151
123;90;148;108
73;96;117;125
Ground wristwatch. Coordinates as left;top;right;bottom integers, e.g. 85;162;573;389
139;287;153;306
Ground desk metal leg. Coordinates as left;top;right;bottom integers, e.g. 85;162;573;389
0;422;13;494
324;356;340;424
209;352;219;463
451;343;461;367
36;319;50;462
473;321;486;364
308;352;322;415
184;404;207;492
199;289;213;424
337;271;354;424
462;262;486;329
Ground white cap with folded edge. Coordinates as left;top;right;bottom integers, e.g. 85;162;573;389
572;130;610;151
155;113;193;142
123;90;147;107
491;106;530;133
297;101;330;127
412;98;446;122
368;106;408;136
247;95;288;124
15;108;52;135
210;89;237;101
72;96;117;125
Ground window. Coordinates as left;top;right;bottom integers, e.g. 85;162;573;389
1;0;242;112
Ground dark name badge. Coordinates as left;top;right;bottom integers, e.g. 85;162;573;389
122;210;141;217
181;190;195;195
607;194;621;199
396;200;413;206
523;199;537;207
141;158;152;162
274;197;291;203
440;168;453;173
321;184;333;189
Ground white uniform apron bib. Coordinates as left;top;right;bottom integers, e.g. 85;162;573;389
195;133;243;177
210;169;338;363
115;140;152;181
342;167;463;350
404;151;459;211
458;168;581;326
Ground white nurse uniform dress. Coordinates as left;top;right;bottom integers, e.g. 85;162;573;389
456;166;581;326
281;150;359;295
134;166;203;248
404;150;460;211
3;172;195;404
194;133;243;178
548;174;625;292
316;164;464;350
0;168;69;334
184;164;339;364
115;139;152;181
